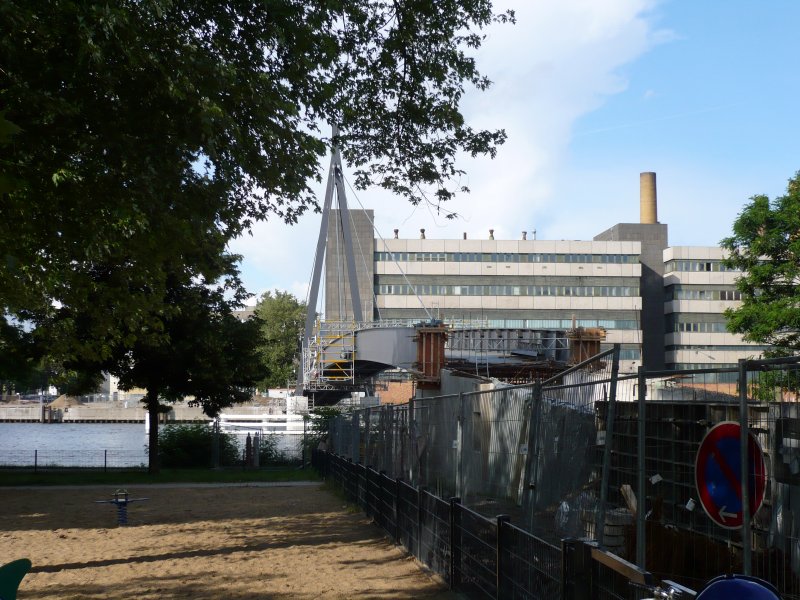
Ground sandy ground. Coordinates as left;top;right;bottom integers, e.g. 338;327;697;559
0;483;457;599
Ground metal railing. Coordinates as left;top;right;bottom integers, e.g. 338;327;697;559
315;450;569;599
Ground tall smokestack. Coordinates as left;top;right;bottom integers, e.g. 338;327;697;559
640;172;657;224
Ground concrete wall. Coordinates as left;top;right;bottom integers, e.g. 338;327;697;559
325;209;375;321
595;223;669;370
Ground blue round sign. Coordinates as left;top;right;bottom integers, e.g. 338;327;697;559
695;421;767;529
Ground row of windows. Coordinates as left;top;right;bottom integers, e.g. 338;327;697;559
618;349;641;361
664;260;739;273
665;288;742;301
375;251;639;264
666;345;771;352
491;319;639;330
377;284;640;297
667;364;739;380
670;321;729;334
380;318;640;330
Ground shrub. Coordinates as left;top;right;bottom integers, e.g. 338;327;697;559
158;423;239;468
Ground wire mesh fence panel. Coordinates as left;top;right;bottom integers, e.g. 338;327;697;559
453;504;498;599
356;463;368;510
0;448;148;469
591;358;800;598
411;396;461;498
499;521;561;600
393;404;411;480
600;372;748;590
377;472;397;537
594;560;645;600
396;480;419;555
524;349;618;547
749;359;800;599
419;489;452;584
460;385;532;512
363;466;379;521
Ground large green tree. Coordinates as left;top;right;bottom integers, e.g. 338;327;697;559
252;290;306;390
721;172;800;352
1;0;511;371
109;273;265;473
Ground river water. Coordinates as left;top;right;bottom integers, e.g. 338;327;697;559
0;423;302;468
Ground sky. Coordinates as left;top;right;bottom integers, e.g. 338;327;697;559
230;0;800;307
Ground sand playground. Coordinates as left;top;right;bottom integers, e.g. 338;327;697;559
0;482;457;599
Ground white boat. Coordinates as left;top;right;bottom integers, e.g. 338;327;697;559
217;412;306;436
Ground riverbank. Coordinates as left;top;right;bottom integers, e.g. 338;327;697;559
1;484;456;599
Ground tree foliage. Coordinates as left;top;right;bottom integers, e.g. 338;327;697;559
721;172;800;352
1;0;511;369
252;290;306;389
1;0;510;467
108;277;265;472
158;423;240;468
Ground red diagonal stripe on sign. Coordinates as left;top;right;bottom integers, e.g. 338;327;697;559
709;447;742;502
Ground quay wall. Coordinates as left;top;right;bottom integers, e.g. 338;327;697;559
0;404;211;423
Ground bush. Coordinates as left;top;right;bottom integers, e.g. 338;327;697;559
158;423;239;468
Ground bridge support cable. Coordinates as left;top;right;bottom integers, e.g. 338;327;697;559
299;125;363;393
342;174;433;323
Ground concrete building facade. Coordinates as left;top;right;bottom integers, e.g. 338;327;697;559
663;246;767;371
322;174;767;373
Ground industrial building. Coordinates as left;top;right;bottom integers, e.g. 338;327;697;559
323;173;767;373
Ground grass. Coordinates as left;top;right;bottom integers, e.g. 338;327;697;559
0;466;320;487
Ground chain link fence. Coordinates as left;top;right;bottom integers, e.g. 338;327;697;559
325;350;800;598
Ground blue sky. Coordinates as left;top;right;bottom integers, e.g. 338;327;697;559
230;0;800;306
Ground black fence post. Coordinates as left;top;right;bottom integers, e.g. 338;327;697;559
379;470;388;529
449;497;462;590
104;449;108;473
394;477;402;542
34;449;37;473
417;486;425;561
365;466;373;518
496;514;511;599
561;538;593;600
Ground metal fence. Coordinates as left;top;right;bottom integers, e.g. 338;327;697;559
330;348;617;549
0;430;304;470
600;356;800;598
314;450;564;599
0;448;147;470
325;349;800;597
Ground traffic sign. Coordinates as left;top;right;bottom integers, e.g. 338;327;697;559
695;421;767;529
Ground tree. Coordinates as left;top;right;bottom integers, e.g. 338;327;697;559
252;291;306;390
721;172;800;352
1;0;512;373
109;276;265;473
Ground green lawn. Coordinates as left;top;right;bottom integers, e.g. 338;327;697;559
0;467;319;487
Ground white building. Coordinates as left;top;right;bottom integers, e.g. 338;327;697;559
324;173;769;373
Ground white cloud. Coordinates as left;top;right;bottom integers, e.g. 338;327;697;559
232;0;669;296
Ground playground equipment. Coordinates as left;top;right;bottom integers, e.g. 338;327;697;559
0;558;31;600
94;489;148;526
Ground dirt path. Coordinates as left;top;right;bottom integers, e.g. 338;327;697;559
0;483;457;599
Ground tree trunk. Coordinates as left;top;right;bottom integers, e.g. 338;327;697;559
146;389;160;474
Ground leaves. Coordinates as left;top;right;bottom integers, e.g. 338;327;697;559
0;0;508;401
722;171;800;352
252;290;306;389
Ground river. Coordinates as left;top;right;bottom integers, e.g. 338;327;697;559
0;422;302;468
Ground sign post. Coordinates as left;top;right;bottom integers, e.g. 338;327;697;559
695;421;766;530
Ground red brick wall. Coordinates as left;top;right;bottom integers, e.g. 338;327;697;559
377;381;415;405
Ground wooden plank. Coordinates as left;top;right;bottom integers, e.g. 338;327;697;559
590;546;653;586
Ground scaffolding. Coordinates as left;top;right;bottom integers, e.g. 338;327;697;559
302;320;357;391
